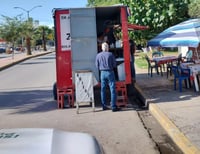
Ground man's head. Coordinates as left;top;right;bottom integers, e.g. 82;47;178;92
102;42;109;51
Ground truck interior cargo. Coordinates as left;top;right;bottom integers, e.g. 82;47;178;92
96;6;123;57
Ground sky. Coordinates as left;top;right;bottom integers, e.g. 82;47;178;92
1;0;88;27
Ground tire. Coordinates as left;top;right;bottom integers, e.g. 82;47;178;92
53;82;57;100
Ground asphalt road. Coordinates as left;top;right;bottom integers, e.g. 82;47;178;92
0;52;180;154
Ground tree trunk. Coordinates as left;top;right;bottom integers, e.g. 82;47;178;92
26;37;31;55
42;27;47;51
43;39;47;51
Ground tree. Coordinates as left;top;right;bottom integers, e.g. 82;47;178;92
34;26;54;51
87;0;190;45
120;0;190;45
0;15;21;50
0;16;35;55
188;0;200;18
19;18;36;55
0;14;54;55
87;0;120;6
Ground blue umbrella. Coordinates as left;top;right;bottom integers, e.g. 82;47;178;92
148;18;200;48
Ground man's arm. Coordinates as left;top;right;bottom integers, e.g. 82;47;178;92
95;55;99;69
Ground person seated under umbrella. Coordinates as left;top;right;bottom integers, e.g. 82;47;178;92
152;46;164;57
185;48;193;62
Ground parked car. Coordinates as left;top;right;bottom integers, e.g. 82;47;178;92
0;128;104;154
0;48;6;53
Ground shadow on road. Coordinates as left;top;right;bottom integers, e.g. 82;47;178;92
0;89;57;114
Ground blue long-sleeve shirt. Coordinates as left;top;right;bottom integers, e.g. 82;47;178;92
95;51;116;71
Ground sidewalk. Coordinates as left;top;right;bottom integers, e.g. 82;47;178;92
135;66;200;154
0;50;53;71
1;51;200;153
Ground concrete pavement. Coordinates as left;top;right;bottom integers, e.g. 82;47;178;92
135;67;200;154
1;51;200;153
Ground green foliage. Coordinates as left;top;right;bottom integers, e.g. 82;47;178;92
135;50;178;69
20;20;34;38
0;16;21;47
135;53;148;69
33;26;54;51
87;0;190;45
120;0;190;45
87;0;120;6
188;0;200;18
0;15;54;54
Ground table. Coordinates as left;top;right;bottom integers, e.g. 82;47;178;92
180;63;200;91
152;56;178;65
151;56;178;77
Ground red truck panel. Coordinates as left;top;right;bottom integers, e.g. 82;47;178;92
55;10;72;89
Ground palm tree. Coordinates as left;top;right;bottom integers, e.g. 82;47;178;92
19;19;34;55
34;25;54;51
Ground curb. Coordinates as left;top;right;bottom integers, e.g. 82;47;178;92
149;104;200;154
0;51;53;71
134;83;149;108
134;83;200;154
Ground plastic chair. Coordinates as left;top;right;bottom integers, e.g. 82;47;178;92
116;81;127;107
152;51;165;70
171;66;191;92
177;53;184;66
166;60;178;78
57;86;75;109
166;63;172;78
145;55;163;77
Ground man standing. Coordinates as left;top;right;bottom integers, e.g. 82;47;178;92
95;42;119;112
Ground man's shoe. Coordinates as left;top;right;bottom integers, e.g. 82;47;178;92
112;107;121;112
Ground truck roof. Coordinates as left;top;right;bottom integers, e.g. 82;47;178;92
52;5;148;31
52;5;125;17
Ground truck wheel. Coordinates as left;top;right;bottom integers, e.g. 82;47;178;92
53;82;57;100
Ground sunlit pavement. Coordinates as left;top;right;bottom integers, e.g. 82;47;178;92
135;66;200;154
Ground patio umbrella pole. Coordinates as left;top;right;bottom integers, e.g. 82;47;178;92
195;48;199;60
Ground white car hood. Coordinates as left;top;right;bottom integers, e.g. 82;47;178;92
0;128;103;154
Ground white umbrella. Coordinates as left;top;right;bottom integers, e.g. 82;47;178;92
148;18;200;48
148;18;200;59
